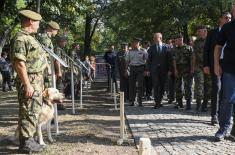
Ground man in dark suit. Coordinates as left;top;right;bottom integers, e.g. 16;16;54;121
203;12;231;125
147;33;172;109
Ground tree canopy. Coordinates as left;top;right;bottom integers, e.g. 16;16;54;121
0;0;234;55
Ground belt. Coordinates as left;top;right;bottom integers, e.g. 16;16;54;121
27;71;43;75
130;65;145;67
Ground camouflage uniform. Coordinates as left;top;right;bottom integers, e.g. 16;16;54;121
11;29;47;141
38;33;53;88
172;44;193;108
54;46;66;92
193;38;205;106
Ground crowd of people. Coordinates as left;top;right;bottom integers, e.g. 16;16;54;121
104;6;235;142
1;3;235;154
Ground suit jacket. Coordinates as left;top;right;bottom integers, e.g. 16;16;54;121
147;43;171;75
203;28;220;68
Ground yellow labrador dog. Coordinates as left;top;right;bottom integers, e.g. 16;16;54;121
11;88;64;146
37;88;64;146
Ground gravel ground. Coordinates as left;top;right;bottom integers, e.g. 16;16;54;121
0;86;137;155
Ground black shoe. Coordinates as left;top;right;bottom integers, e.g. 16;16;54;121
196;100;201;111
211;116;218;126
18;138;44;154
175;104;184;109
154;104;160;109
57;104;66;110
139;103;143;107
201;107;208;112
186;106;191;110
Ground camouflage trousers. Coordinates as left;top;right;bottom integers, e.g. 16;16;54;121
194;69;204;100
44;68;52;88
16;73;44;141
175;66;193;101
204;73;212;101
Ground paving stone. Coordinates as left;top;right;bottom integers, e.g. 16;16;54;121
125;102;235;154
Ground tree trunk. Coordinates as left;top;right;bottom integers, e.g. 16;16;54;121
183;23;189;45
84;15;92;57
36;0;41;13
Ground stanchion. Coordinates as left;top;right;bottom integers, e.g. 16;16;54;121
80;68;83;108
117;92;134;145
113;82;117;110
71;64;75;114
50;56;59;135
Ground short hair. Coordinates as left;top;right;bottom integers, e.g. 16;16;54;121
196;25;207;31
220;11;231;18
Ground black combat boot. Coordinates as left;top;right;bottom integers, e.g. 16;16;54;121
129;101;134;106
138;98;143;107
201;100;208;112
186;100;191;110
196;99;201;111
175;99;183;109
18;138;44;154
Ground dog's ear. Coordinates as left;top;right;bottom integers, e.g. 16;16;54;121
42;88;49;98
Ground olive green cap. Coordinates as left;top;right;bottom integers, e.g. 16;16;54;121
48;21;60;30
19;10;42;21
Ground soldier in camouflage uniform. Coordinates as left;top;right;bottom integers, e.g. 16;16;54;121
38;21;60;88
172;34;193;110
191;25;207;111
11;10;47;153
54;36;67;110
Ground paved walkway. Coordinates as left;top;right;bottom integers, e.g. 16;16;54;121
125;100;235;155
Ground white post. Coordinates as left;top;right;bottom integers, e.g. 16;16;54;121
51;56;59;135
113;82;117;110
120;92;125;139
71;64;75;114
80;68;83;108
139;138;151;155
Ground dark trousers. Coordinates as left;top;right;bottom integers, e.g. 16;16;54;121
210;71;221;117
152;71;167;104
107;67;118;92
1;71;11;91
168;74;175;101
120;75;129;100
129;66;145;102
144;75;152;97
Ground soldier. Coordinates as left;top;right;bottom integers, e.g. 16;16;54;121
125;37;148;106
11;10;46;153
191;25;207;111
38;21;60;88
116;42;129;101
69;43;82;61
142;41;152;100
54;36;67;110
103;45;117;92
172;34;193;110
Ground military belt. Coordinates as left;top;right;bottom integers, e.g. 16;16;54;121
130;65;145;68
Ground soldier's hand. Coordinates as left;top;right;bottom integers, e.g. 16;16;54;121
56;71;62;78
24;84;34;98
145;71;150;77
203;67;210;75
214;64;222;77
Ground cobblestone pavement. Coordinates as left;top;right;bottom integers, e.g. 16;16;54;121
125;100;235;155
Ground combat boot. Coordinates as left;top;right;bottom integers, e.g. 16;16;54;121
18;138;44;154
186;100;191;110
201;100;208;112
138;98;143;107
196;99;201;111
129;101;134;106
175;99;183;109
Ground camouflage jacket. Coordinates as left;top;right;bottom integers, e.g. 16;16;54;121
11;29;47;73
172;44;193;66
37;32;53;64
193;38;205;70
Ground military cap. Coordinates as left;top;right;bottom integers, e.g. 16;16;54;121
48;21;60;30
132;37;142;42
57;36;67;41
19;10;42;21
121;42;128;46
